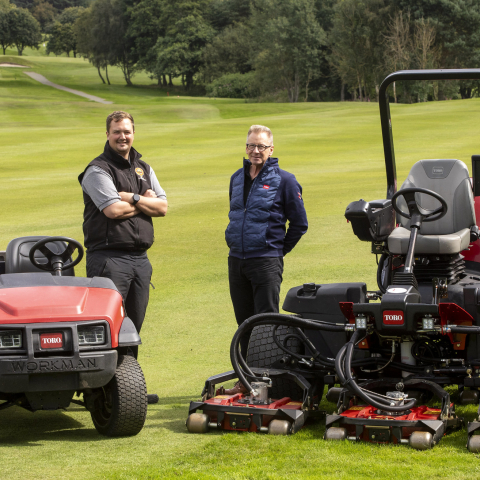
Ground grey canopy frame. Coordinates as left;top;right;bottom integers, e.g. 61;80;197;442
378;69;480;199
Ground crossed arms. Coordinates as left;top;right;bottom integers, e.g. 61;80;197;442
103;189;168;219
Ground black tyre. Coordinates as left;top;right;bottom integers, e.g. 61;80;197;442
246;325;304;401
88;354;148;437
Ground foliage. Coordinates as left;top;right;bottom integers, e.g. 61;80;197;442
31;0;55;31
205;71;257;98
11;0;89;10
6;6;41;55
251;0;327;103
46;6;83;57
75;0;137;85
0;0;15;55
202;23;253;82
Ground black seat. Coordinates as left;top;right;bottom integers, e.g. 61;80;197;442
388;159;476;255
5;236;75;276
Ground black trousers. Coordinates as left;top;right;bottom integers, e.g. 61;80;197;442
228;256;284;357
86;250;152;334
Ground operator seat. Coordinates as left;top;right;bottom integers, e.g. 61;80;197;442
5;236;75;276
388;159;476;255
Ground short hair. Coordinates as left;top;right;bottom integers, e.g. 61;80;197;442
247;125;273;144
106;111;134;132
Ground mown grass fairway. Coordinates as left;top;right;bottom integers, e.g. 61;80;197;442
2;56;480;479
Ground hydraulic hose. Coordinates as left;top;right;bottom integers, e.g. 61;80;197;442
229;313;347;395
338;330;417;412
448;326;480;334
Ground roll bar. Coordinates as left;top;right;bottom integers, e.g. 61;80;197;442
378;69;480;199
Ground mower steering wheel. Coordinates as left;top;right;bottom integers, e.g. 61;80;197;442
29;236;84;274
391;187;448;223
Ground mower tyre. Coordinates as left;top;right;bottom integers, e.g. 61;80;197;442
246;325;305;401
88;354;147;437
186;413;210;433
268;419;291;435
324;427;347;441
409;431;433;450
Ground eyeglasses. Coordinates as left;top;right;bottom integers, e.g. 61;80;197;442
246;143;272;152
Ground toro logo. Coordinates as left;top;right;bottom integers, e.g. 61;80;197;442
263;185;270;189
383;310;404;325
40;333;63;349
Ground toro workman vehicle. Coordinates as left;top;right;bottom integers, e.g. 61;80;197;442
187;69;480;452
0;235;148;436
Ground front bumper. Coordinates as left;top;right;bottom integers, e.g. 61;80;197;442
0;321;117;393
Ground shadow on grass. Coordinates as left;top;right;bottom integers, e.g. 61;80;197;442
0;406;106;445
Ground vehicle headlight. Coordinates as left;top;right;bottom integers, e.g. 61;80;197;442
0;331;22;348
78;326;105;345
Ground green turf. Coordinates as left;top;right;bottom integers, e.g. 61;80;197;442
2;55;480;479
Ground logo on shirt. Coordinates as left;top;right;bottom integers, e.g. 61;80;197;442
263;185;270;189
298;192;302;200
135;168;144;178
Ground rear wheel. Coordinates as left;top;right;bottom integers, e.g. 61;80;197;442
88;354;147;437
246;325;305;400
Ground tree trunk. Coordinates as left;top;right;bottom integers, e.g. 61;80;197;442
97;66;106;84
105;65;110;85
375;84;380;102
181;74;185;87
341;84;345;101
17;45;23;56
357;74;363;101
2;46;6;55
304;71;311;102
393;81;397;103
162;74;167;87
157;76;161;86
168;74;173;86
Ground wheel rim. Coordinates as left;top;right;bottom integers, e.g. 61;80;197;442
92;386;114;427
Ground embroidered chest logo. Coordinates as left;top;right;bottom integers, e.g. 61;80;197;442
135;167;146;181
263;185;270;189
298;192;302;200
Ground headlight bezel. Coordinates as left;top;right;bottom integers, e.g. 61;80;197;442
77;325;106;346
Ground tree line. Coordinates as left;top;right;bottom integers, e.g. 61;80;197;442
2;0;480;102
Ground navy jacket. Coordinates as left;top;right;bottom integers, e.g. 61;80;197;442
225;157;308;259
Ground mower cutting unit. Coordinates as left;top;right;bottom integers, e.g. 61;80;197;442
188;69;480;450
0;236;149;437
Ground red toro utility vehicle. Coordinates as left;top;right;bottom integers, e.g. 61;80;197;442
187;69;480;451
0;236;148;436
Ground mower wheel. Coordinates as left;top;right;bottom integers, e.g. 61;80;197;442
467;435;480;453
268;419;291;435
88;354;147;437
409;431;433;450
247;325;305;400
186;413;210;434
324;427;347;441
459;389;479;405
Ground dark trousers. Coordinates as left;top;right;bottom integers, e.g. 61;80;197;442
228;256;284;357
86;250;152;334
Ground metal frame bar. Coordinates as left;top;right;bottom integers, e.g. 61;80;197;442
378;69;480;199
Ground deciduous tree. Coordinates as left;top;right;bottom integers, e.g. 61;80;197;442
8;7;41;55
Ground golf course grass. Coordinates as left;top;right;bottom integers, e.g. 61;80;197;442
2;55;480;479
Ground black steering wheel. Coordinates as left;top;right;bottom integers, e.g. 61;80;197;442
391;187;448;223
29;236;84;274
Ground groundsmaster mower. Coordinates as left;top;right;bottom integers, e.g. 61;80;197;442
0;235;149;436
187;69;480;451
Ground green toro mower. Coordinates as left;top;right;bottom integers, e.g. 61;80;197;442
187;69;480;451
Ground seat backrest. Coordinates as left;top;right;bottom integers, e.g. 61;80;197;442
397;159;475;235
5;236;75;276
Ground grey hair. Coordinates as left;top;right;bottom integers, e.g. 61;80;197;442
247;125;273;144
